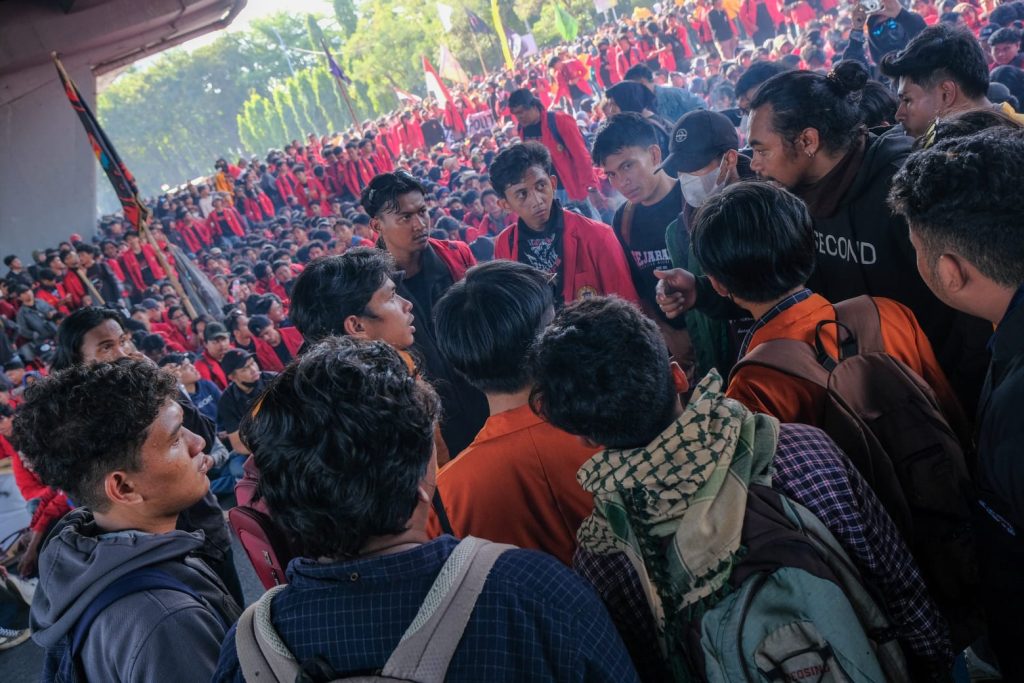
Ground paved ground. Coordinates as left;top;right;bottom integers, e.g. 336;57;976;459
0;530;265;682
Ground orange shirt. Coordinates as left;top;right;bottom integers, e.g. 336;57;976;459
727;294;962;427
427;404;596;566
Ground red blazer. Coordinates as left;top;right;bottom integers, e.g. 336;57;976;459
120;245;166;292
195;350;228;390
253;326;304;372
739;0;785;34
494;207;640;306
61;273;89;309
427;238;476;282
518;108;598;202
207;207;246;238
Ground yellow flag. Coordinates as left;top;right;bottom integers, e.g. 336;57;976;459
492;0;514;70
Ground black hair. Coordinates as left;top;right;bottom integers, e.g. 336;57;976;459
507;88;541;111
240;337;440;559
993;64;1024;107
880;24;989;100
889;129;1024;288
481;188;497;200
591;112;660;165
489;142;553;197
989;26;1022;46
53;306;127;371
359;171;426;218
289;248;394;344
76;244;98;257
38;268;57;282
12;359;178;511
530;297;678;449
735;61;792;100
692;181;816;303
990;3;1019;26
434;261;554;394
623;63;655;82
860;80;899;129
253;261;272;280
750;60;869;154
3;255;15;267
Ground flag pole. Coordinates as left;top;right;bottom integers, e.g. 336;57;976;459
320;39;363;133
469;31;489;77
336;76;363;132
51;52;197;318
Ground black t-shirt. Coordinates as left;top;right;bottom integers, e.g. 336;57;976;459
421;118;446;148
708;9;734;41
521;122;542;141
613;182;682;309
271;340;292;366
519;223;560;275
217;372;275;435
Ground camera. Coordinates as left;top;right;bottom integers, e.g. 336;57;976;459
860;0;882;12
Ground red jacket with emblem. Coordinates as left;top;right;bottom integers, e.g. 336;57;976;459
517;108;598;202
494;205;640;306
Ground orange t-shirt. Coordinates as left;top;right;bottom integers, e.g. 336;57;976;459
427;404;596;566
726;294;963;427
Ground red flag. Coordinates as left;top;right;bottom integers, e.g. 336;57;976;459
52;55;149;231
423;55;454;106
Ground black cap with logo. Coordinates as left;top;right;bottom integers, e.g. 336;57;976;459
659;110;740;176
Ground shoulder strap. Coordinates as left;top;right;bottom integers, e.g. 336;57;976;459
620;201;635;247
71;567;207;658
832;296;886;355
236;585;295;683
547;111;566;150
381;537;514;683
432;488;455;537
729;338;832;389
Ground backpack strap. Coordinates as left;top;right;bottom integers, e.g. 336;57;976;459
729;338;832;390
71;567;213;658
381;536;514;682
620;201;635;246
832;296;886;355
431;488;456;537
236;584;295;683
546;111;566;151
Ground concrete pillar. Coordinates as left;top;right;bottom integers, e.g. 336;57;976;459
0;63;97;261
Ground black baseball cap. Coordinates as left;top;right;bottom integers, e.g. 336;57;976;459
203;322;230;342
659;110;740;176
221;349;255;376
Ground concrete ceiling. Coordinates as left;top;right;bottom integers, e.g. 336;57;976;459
0;0;247;107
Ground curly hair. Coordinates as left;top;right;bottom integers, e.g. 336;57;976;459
240;337;440;559
12;359;178;510
889;129;1024;288
529;297;677;449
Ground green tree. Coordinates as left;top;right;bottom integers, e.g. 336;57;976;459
333;0;359;38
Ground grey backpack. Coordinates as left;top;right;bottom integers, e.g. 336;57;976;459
234;536;513;683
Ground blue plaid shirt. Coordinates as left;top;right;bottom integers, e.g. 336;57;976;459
738;288;814;358
213;535;639;683
575;423;952;676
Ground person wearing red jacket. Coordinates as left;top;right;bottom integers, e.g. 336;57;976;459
739;0;784;47
207;195;247;245
119;231;167;295
292;167;330;217
247;314;303;372
509;89;600;207
195;322;231;390
363;171;488;456
614;34;644;84
489;142;640;307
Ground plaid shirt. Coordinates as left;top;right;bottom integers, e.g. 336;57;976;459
214;535;638;683
738;287;814;357
574;422;952;679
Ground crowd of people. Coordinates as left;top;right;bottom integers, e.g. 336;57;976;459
2;0;1024;680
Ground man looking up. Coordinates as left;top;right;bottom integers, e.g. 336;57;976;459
889;129;1024;679
429;260;595;565
195;322;231;390
15;360;240;681
489;142;639;306
362;172;487;455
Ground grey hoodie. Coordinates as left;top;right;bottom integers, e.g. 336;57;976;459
31;509;241;682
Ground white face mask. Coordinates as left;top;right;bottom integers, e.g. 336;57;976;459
679;158;728;207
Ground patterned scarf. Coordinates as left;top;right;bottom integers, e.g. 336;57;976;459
576;371;778;676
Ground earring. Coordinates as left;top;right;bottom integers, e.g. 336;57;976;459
806;150;815;158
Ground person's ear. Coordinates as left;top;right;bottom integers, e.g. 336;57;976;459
939;79;959;110
935;252;969;295
707;274;730;299
549;174;559;191
343;314;368;338
650;144;663;167
369;216;382;235
798;128;821;158
720;149;739;181
670;361;690;394
104;470;143;506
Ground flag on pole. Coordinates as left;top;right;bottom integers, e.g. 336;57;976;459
491;0;515;69
393;86;422;103
466;9;490;33
553;2;580;41
321;38;352;85
52;55;149;231
437;2;455;31
438;44;470;85
423;55;454;106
